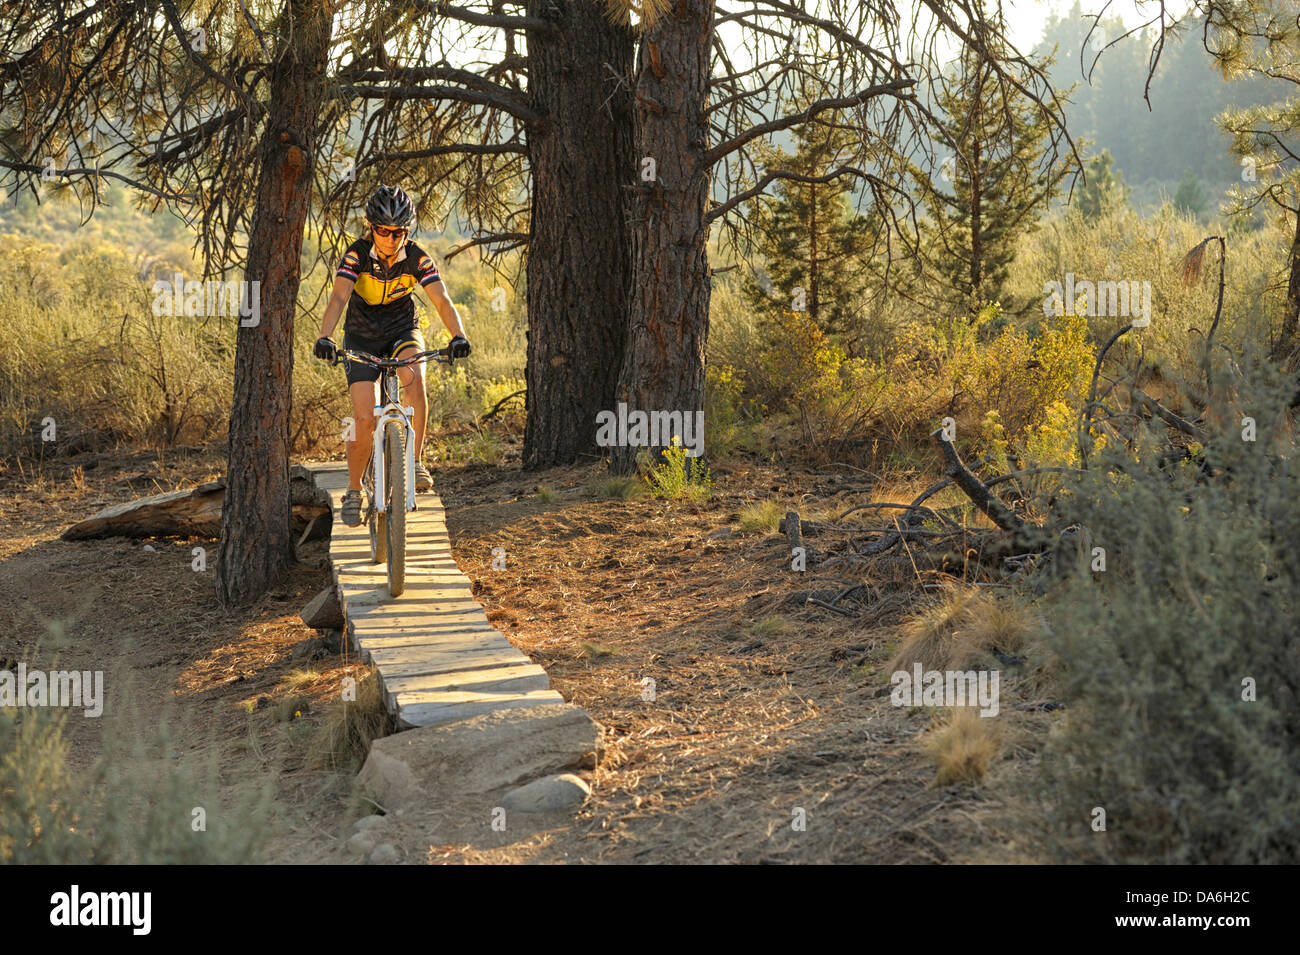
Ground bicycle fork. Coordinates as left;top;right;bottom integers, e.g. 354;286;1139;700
369;402;417;515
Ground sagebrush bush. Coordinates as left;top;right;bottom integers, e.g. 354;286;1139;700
704;362;750;457
0;230;529;460
1021;366;1299;863
1007;204;1286;384
0;684;275;863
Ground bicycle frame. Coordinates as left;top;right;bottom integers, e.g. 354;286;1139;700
370;366;417;515
333;346;452;517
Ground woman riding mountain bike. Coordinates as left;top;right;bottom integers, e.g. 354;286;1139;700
313;184;471;527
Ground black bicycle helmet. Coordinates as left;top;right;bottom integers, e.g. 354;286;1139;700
365;184;415;229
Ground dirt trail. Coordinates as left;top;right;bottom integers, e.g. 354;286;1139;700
1;448;1035;863
0;449;360;862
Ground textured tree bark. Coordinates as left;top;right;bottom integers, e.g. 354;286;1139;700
610;0;715;476
969;135;983;306
1275;207;1300;365
523;0;635;468
808;182;819;325
215;0;333;607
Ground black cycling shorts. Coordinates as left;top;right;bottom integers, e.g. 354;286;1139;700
341;327;425;386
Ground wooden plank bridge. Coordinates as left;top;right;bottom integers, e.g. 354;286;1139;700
303;462;570;729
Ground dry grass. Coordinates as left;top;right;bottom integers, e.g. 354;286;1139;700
886;585;1039;674
424;456;1053;863
0;446;381;863
738;499;784;533
588;475;645;500
925;708;1002;786
307;667;392;772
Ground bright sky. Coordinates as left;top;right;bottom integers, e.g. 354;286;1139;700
1002;0;1198;53
701;1;1201;89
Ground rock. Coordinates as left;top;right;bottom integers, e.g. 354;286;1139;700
346;830;378;857
321;628;344;653
357;748;413;806
353;814;388;832
705;528;737;540
369;843;399;865
301;586;344;630
501;773;591;813
356;703;601;812
142;544;156;552
290;638;321;661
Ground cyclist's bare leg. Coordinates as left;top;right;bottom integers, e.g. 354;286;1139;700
394;344;428;461
346;380;378;492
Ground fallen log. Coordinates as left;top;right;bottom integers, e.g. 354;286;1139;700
61;465;332;541
778;516;834;537
784;509;809;559
931;429;1024;532
1132;389;1208;442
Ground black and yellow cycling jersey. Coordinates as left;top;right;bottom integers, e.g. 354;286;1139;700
336;237;441;340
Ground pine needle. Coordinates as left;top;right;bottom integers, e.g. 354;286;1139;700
1181;237;1211;287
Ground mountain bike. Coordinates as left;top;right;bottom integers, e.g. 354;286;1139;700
333;345;454;598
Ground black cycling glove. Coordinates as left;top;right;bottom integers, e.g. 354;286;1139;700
449;335;471;359
314;336;337;362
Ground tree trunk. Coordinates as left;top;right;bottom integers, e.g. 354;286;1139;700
1275;206;1300;365
808;181;819;326
523;0;635;469
970;135;983;309
215;0;333;607
609;0;715;476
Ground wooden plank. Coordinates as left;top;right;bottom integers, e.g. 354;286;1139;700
354;625;500;645
355;627;505;652
358;628;514;649
397;691;566;729
349;606;489;625
382;663;549;699
339;581;476;598
367;644;529;678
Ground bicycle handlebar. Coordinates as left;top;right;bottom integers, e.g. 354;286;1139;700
332;347;454;369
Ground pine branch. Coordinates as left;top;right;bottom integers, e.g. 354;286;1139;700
703;79;916;168
336;83;545;125
410;1;560;36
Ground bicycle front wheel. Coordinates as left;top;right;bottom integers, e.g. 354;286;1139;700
385;419;407;597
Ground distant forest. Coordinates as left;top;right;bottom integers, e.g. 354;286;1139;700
1032;2;1276;208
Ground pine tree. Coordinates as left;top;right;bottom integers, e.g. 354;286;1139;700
913;43;1074;318
741;83;874;347
1077;149;1130;221
1173;168;1208;219
1215;0;1300;363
